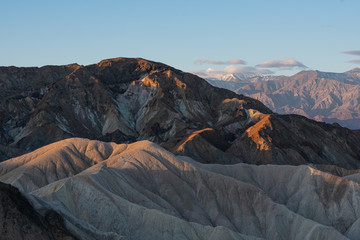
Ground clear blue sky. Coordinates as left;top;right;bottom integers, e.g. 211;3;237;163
1;0;359;76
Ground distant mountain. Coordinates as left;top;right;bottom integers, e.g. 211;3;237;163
205;73;288;91
204;73;251;91
1;138;359;239
203;68;360;129
231;69;360;129
345;67;360;79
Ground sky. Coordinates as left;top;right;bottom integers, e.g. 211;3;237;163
1;0;359;77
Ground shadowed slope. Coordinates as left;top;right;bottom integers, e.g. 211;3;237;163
0;181;76;240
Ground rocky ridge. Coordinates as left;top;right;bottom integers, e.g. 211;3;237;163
0;58;270;163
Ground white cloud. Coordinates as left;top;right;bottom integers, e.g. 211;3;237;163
227;59;246;64
191;65;273;79
347;59;360;64
342;50;360;56
194;59;246;65
256;59;307;69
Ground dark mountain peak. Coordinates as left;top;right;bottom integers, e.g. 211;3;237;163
0;57;271;162
96;57;171;73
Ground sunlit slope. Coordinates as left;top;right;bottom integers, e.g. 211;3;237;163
1;138;359;239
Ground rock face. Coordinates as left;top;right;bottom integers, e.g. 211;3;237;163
1;138;359;240
0;58;271;162
0;64;80;160
235;69;360;129
1;58;360;170
0;181;76;240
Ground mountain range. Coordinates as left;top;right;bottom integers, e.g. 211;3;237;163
203;68;360;129
2;58;360;168
1;58;360;239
